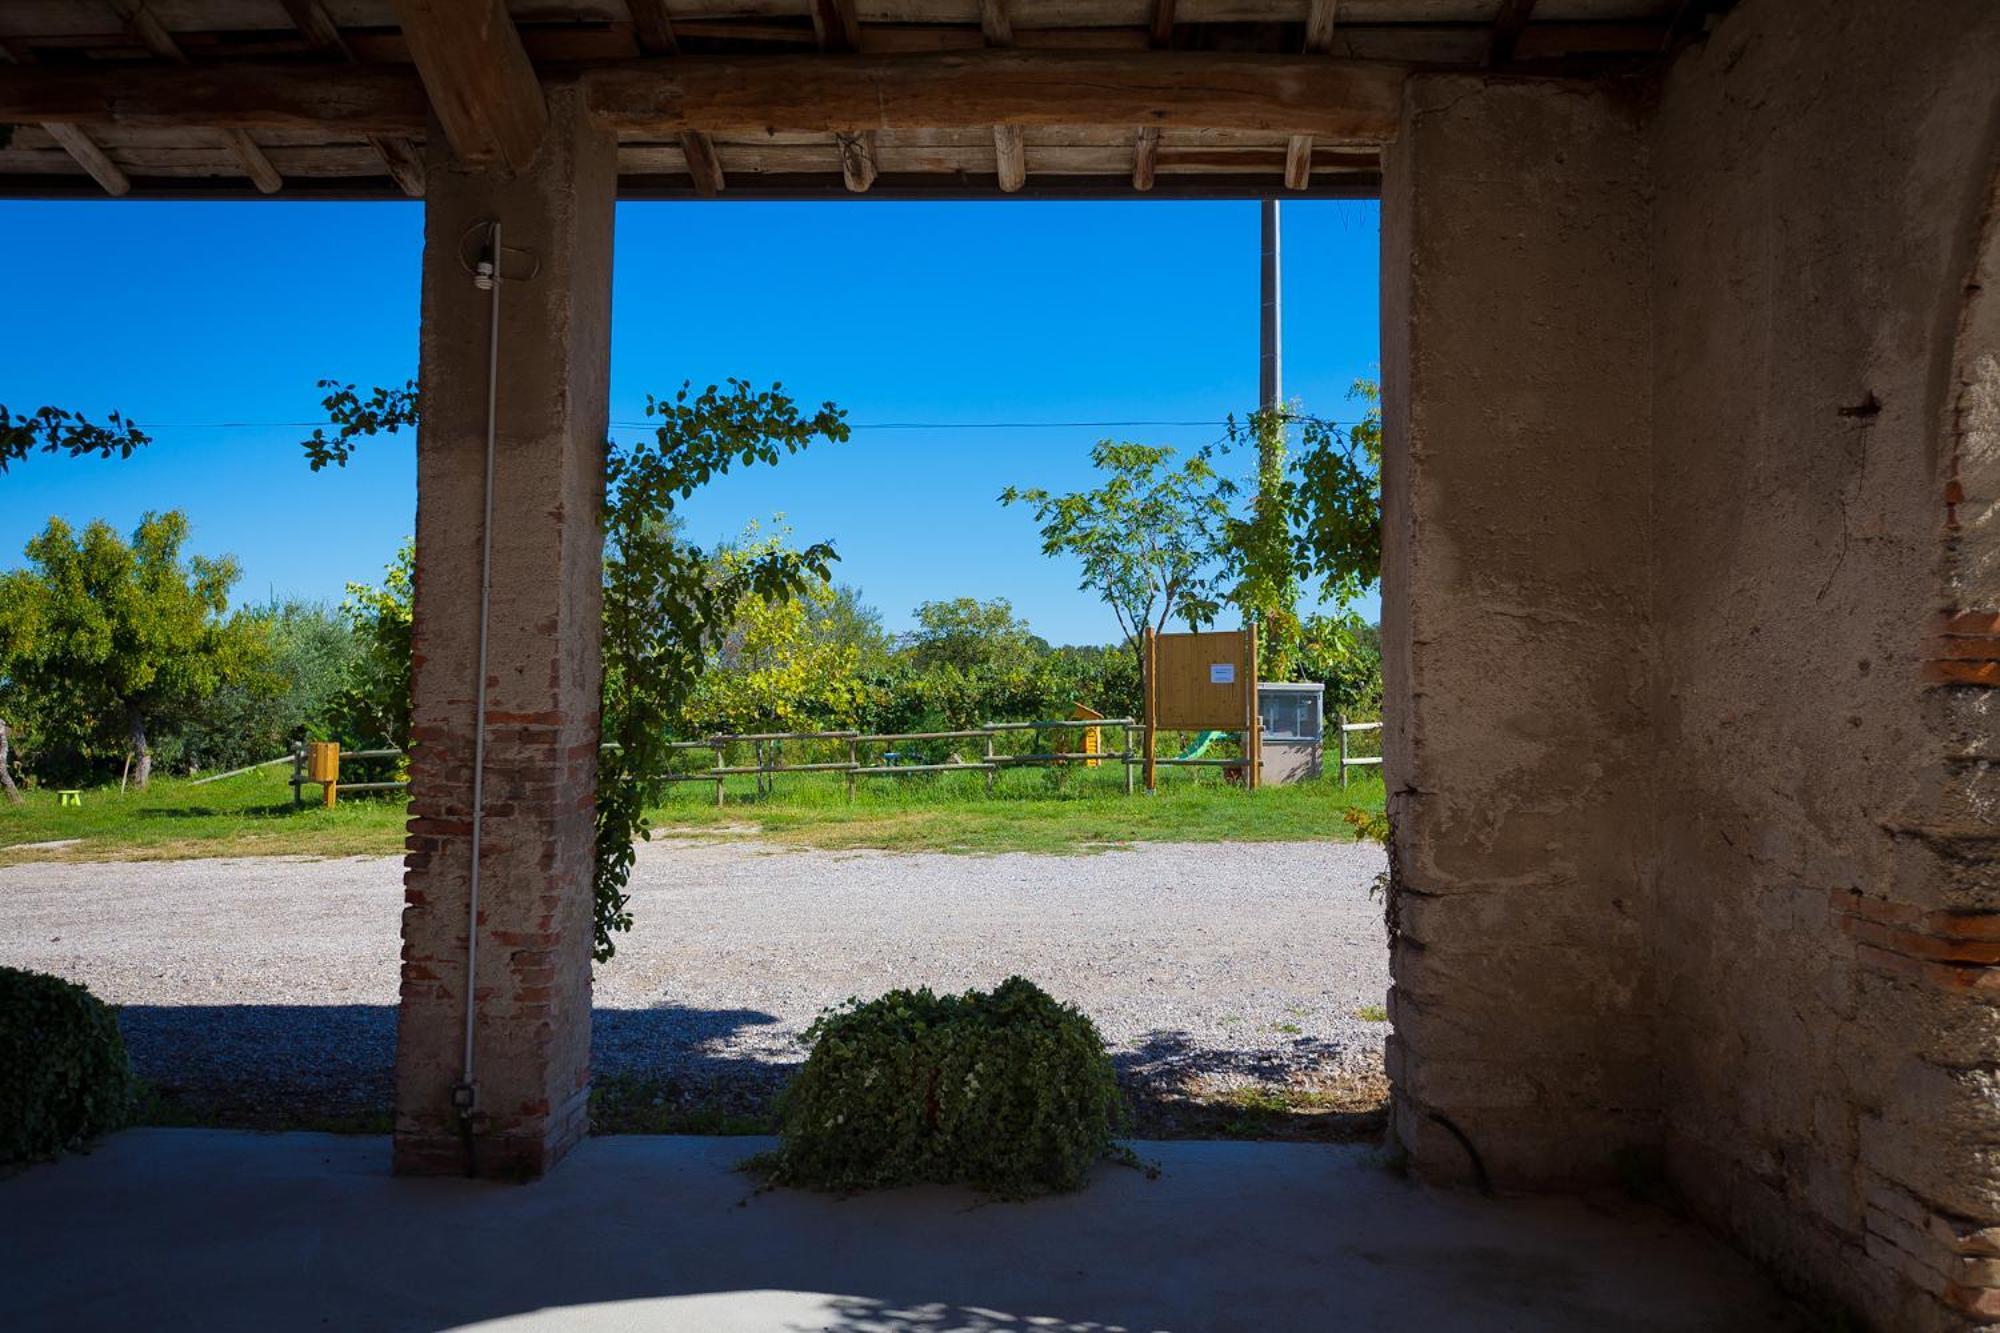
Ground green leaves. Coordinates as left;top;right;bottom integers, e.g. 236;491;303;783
758;976;1124;1197
596;380;849;959
0;404;150;473
0;967;134;1164
0;511;266;787
1001;440;1236;666
301;379;419;472
298;374;847;959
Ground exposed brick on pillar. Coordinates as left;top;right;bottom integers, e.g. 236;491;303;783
1379;75;1658;1188
394;86;616;1179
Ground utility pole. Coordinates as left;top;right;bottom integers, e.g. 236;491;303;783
1260;197;1282;410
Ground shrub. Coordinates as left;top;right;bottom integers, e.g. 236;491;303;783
759;976;1123;1196
0;967;134;1163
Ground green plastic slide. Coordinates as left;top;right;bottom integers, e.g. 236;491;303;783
1176;730;1229;761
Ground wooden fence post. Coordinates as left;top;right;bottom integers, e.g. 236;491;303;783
1143;627;1158;793
1338;712;1349;787
713;740;725;807
984;732;996;795
845;737;857;803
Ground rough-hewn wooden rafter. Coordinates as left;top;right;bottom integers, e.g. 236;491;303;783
834;129;877;192
110;0;284;193
282;0;425;195
391;0;547;171
0;53;1404;144
583;53;1407;140
624;0;723;196
1487;0;1539;66
1131;125;1159;192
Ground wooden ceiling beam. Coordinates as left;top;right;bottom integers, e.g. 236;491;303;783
810;0;862;55
1487;0;1538;66
627;0;681;58
109;0;282;193
981;0;1021;194
390;0;547;172
0;46;128;197
979;0;1012;48
42;121;132;196
0;54;1405;144
1304;0;1340;54
1286;0;1341;193
834;130;877;192
993;124;1025;193
1149;0;1176;50
679;129;725;196
588;53;1407;140
282;0;423;196
1131;125;1158;193
626;0;723;197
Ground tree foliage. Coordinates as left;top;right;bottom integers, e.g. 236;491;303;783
302;380;419;472
1291;380;1383;606
898;597;1045;676
324;542;414;750
304;377;849;959
1001;443;1234;670
0;405;150;474
0;512;268;787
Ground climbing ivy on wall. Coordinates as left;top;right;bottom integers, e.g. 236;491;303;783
301;376;848;960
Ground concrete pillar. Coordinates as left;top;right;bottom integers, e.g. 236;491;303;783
1379;76;1657;1187
394;87;616;1179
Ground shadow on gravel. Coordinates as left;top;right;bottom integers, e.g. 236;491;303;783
1116;1028;1390;1143
120;1007;1388;1142
120;1003;790;1134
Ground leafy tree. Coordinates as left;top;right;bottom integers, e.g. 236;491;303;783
0;405;150;474
1292;380;1383;606
165;599;360;772
1229;405;1305;680
1001;443;1234;672
1220;380;1383;686
0;512;268;788
325;542;414;750
898;597;1045;676
307;378;848;960
687;525;871;734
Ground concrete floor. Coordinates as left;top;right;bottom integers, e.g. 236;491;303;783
0;1131;1801;1333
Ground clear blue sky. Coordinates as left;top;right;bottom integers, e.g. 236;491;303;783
0;198;1379;645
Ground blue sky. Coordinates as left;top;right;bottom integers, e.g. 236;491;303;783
0;198;1379;645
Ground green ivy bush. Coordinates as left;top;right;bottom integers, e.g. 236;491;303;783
0;967;134;1163
758;976;1124;1196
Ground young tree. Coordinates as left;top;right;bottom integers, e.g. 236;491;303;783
1001;443;1234;672
0;512;268;788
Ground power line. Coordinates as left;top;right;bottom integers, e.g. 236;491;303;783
120;414;1369;434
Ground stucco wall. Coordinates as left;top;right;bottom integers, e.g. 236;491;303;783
1380;73;1660;1188
1648;2;2000;1327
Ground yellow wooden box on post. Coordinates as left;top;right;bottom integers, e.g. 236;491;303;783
1070;704;1103;768
307;741;341;808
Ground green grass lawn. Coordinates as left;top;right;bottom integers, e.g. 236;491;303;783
0;759;1386;865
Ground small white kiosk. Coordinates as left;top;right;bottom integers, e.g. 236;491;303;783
1256;682;1326;784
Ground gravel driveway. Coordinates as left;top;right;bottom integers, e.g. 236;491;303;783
0;838;1391;1133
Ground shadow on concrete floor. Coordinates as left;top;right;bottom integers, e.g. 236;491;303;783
0;1131;1806;1333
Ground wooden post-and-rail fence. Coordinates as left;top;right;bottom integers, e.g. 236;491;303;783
282;718;1158;808
267;716;1376;807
